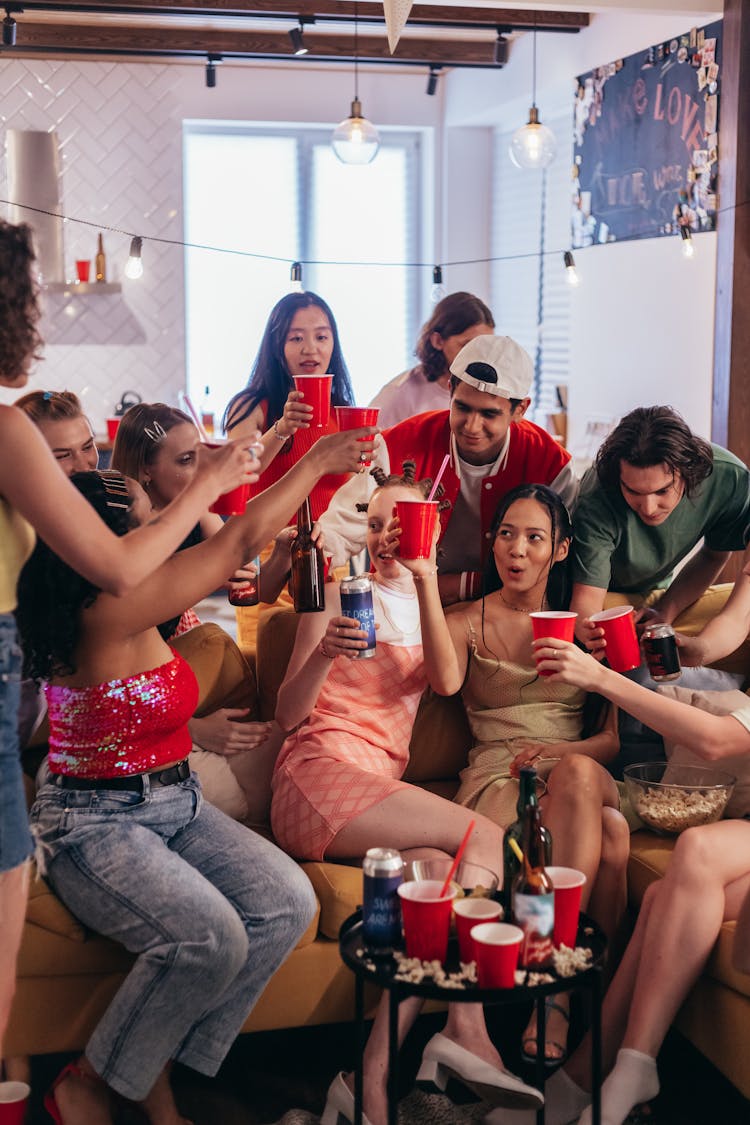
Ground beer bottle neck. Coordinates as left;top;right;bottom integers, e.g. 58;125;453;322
296;496;313;534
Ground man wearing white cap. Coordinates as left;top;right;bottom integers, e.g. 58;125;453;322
320;334;576;604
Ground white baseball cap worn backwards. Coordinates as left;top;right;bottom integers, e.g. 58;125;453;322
450;335;534;400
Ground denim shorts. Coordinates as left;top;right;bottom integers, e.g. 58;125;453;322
0;613;33;872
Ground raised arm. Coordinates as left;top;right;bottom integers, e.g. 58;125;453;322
676;549;750;666
317;436;389;567
0;405;253;596
225;391;312;475
274;585;341;732
569;582;608;654
648;543;731;626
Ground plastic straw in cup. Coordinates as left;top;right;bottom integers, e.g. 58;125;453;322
439;819;476;898
180;392;210;443
427;454;450;503
508;837;524;865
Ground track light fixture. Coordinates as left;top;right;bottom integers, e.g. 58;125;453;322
289;24;308;56
494;29;509;67
426;66;441;96
2;7;16;47
205;53;222;88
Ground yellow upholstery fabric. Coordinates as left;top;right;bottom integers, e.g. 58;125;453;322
171;621;257;716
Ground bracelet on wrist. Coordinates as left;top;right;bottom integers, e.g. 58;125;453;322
317;638;335;659
412;570;437;582
273;420;290;443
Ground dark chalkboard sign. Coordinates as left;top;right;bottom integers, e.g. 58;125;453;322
572;20;721;246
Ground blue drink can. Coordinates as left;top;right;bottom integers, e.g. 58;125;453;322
339;575;376;658
363;847;404;950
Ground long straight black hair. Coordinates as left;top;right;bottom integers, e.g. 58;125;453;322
483;483;573;609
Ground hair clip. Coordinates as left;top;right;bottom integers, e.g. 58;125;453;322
42;391;53;401
95;470;130;510
144;421;167;442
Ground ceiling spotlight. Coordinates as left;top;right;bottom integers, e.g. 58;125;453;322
494;29;509;67
426;66;441;97
289;24;308;56
2;9;16;47
205;53;222;88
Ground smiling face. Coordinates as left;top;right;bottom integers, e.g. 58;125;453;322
366;485;420;581
283;305;335;378
431;321;494;372
450;382;528;465
143;421;200;509
38;416;98;477
619;461;685;525
492;497;569;599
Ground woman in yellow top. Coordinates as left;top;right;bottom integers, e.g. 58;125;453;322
0;219;257;1062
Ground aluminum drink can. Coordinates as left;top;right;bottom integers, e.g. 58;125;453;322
643;622;682;682
362;847;404;950
339;575;376;658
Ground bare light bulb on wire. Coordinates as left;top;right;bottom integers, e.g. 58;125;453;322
290;261;303;293
124;236;143;280
563;251;580;287
431;265;446;304
680;226;695;259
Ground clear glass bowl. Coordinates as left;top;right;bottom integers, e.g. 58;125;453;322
624;761;735;836
404;858;499;898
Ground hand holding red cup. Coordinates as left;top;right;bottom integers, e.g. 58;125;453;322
293;374;333;428
530;612;577;676
334;406;379;468
589;605;641;673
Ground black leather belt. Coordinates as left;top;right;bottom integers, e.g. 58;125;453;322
51;760;191;792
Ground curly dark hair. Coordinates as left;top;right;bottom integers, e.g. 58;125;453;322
16;472;132;681
222;291;354;433
415;292;494;382
0;220;44;378
482;483;573;609
595;406;714;498
355;460;450;512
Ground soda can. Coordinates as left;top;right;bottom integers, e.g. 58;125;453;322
339;575;376;658
362;847;404;950
228;556;261;607
643;622;682;682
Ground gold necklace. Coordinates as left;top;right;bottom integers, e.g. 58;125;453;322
498;590;541;614
373;585;421;637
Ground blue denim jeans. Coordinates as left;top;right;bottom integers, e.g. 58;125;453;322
0;613;33;873
31;766;316;1100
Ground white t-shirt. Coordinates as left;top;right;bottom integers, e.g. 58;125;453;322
369;367;451;430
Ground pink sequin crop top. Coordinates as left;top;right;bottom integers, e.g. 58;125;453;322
46;651;199;778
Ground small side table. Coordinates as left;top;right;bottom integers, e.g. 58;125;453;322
339;910;606;1125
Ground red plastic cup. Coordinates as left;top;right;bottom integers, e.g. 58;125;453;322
293;374;333;428
397;879;457;963
334;406;379;467
453;897;503;964
471;922;523;989
530;611;577;676
395;499;439;560
75;259;90;283
590;605;642;673
547;866;586;949
0;1081;31;1125
106;417;121;441
204;440;251;517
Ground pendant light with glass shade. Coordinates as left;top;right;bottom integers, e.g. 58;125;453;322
331;2;380;165
509;22;556;170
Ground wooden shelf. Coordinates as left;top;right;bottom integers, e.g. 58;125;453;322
44;281;122;295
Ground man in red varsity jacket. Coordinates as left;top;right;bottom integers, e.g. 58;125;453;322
320;334;577;604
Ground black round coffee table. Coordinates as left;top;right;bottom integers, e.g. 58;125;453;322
338;909;607;1125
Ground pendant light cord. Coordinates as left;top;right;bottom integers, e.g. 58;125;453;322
354;0;359;101
532;13;537;110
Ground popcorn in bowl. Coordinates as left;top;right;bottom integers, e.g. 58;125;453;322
624;761;736;835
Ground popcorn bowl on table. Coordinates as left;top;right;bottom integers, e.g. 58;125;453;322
624;761;735;835
405;858;499;899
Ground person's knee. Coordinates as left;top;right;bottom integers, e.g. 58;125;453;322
669;826;713;884
271;858;318;937
600;807;630;869
179;903;250;990
548;754;601;801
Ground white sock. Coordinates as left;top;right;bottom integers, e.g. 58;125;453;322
483;1068;590;1125
578;1048;659;1125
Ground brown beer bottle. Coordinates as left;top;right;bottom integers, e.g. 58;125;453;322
512;796;555;968
95;233;106;282
290;496;325;613
502;766;552;916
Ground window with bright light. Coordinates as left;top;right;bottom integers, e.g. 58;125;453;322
184;124;422;426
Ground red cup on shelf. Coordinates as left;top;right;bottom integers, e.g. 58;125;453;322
75;259;91;283
530;611;577;675
204;440;251;517
453;897;503;964
470;922;523;989
106;417;121;441
590;605;641;673
0;1081;31;1125
397;879;457;964
547;866;587;948
293;374;333;428
395;499;440;560
334;406;380;467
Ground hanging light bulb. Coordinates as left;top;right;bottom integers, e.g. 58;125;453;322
290;261;303;292
563;251;580;286
509;24;556;170
124;236;143;280
431;265;446;304
331;2;380;165
680;226;695;258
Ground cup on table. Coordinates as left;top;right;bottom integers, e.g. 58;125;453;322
75;259;90;283
453;896;503;964
397;879;457;963
395;499;439;560
0;1081;31;1125
293;374;333;428
530;611;577;676
471;922;523;989
547;866;587;948
334;406;379;467
589;605;641;673
106;417;121;441
203;440;252;516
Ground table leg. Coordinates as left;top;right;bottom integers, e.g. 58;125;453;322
536;993;546;1125
354;971;364;1125
388;986;400;1125
590;967;603;1125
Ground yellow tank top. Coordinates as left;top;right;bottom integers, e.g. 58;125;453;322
0;496;35;613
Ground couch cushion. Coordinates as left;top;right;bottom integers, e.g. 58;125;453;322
404;688;472;783
26;867;86;942
301;861;363;940
171;622;257;716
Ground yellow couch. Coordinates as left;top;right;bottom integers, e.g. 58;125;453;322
8;588;750;1103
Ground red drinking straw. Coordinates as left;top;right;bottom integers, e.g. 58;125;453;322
180;391;210;443
439;819;476;898
426;454;450;502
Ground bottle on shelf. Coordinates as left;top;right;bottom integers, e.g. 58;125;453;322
95;233;106;283
502;765;552;916
290;496;325;613
511;779;555;968
201;385;215;438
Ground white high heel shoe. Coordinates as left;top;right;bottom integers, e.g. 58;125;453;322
320;1071;375;1125
417;1033;544;1111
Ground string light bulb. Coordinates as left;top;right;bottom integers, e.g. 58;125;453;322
563;251;580;286
331;2;379;165
124;236;143;280
509;25;556;170
431;265;446;303
680;226;695;258
290;261;303;292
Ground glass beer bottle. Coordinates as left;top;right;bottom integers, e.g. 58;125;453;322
290;496;325;613
95;232;106;282
512;797;555;968
502;766;552;916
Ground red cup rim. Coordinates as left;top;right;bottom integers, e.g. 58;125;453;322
529;611;577;620
547;866;587;888
590;605;635;623
452;898;503;919
395;498;439;507
398;879;457;904
470;921;523;945
293;373;333;381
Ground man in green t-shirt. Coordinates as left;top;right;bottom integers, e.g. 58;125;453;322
571;406;750;655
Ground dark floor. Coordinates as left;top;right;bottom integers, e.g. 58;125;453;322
28;1006;750;1124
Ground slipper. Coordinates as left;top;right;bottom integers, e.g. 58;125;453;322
521;997;570;1068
